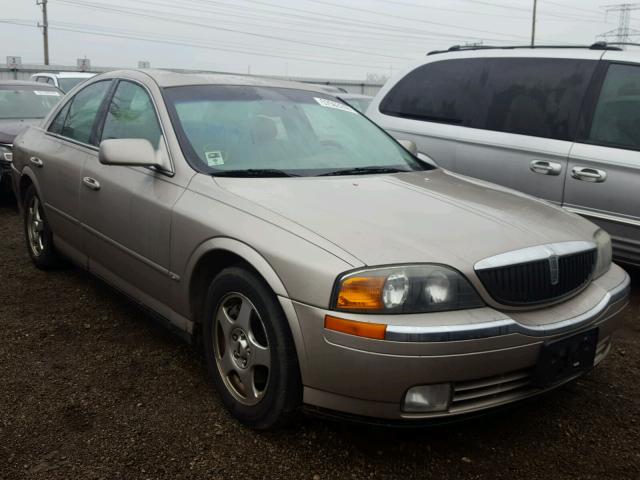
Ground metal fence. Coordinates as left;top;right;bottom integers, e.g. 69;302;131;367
0;64;385;96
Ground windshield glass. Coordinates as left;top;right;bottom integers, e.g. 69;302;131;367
163;85;429;176
58;77;88;92
0;86;62;119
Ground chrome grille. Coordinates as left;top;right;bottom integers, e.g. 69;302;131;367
476;249;597;306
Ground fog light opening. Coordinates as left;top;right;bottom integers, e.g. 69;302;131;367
402;384;451;413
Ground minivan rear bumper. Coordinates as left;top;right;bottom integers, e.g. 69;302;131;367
287;263;630;420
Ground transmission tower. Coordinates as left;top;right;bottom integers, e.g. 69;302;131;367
598;3;640;45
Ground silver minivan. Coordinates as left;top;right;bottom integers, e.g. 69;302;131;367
368;44;640;267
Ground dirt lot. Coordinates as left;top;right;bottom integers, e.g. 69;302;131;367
1;196;639;480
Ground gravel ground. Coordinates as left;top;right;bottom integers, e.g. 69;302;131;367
1;195;639;480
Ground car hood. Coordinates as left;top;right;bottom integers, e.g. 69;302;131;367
213;169;597;269
0;118;41;144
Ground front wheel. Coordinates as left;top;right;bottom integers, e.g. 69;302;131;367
23;185;62;269
203;266;302;429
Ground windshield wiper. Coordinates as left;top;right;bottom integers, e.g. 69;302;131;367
317;166;411;177
211;169;299;178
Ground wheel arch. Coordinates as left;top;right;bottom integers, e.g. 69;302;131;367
185;238;309;381
186;237;290;330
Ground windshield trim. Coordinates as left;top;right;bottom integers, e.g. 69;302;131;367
162;84;435;177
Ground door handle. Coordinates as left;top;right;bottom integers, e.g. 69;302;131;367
571;166;607;183
29;156;44;168
82;176;101;191
530;160;562;176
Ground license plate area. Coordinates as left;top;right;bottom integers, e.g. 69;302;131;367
532;329;598;387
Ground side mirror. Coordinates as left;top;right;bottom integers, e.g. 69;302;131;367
397;139;418;156
417;152;438;167
99;138;166;169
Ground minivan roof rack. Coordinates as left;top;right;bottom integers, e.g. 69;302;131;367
427;42;624;56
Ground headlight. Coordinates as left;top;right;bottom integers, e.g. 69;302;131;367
332;265;484;313
594;229;612;278
0;145;12;162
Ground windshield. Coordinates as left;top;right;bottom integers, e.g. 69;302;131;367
58;77;89;92
163;85;429;177
0;86;62;119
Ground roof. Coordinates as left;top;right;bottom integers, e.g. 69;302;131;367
337;93;372;100
0;80;59;88
30;72;96;78
126;69;331;92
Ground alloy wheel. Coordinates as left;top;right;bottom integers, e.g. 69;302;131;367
213;292;271;406
26;196;45;257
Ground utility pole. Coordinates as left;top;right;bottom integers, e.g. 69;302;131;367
37;0;49;65
531;0;538;46
598;3;640;46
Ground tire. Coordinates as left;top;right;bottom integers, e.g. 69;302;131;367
202;266;302;430
23;185;62;269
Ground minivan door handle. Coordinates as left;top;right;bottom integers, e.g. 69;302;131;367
529;160;562;176
82;176;101;191
571;166;607;183
29;156;44;168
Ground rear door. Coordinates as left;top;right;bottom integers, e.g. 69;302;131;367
565;57;640;266
373;53;600;205
28;79;112;264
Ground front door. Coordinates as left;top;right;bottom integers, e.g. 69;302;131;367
78;79;185;305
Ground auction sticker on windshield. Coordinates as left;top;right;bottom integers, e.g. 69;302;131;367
205;151;225;166
314;97;356;114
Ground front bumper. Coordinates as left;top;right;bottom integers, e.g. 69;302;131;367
286;263;630;421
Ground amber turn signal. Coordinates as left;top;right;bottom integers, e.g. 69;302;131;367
324;315;387;340
336;276;385;311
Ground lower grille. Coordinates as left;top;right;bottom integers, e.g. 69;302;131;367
450;370;535;413
476;249;597;306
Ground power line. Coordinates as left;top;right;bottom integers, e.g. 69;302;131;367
54;0;412;60
300;0;528;40
0;19;410;71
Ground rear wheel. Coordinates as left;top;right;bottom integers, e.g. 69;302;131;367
23;185;61;269
203;266;301;429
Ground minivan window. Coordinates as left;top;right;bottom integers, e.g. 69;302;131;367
58;81;111;145
101;81;162;148
380;58;597;142
589;63;640;150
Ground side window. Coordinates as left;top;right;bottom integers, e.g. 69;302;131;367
46;77;55;85
100;81;162;148
48;102;71;135
60;81;111;145
35;76;47;83
588;63;640;149
380;58;485;127
380;57;596;141
482;58;596;141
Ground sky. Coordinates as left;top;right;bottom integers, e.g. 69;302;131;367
0;0;633;80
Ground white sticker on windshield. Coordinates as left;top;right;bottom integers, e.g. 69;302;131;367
34;90;61;96
205;151;224;166
314;97;357;114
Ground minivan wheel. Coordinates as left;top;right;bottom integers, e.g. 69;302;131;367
23;185;61;269
203;266;301;430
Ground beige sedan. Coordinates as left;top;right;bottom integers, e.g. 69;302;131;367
10;70;630;429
